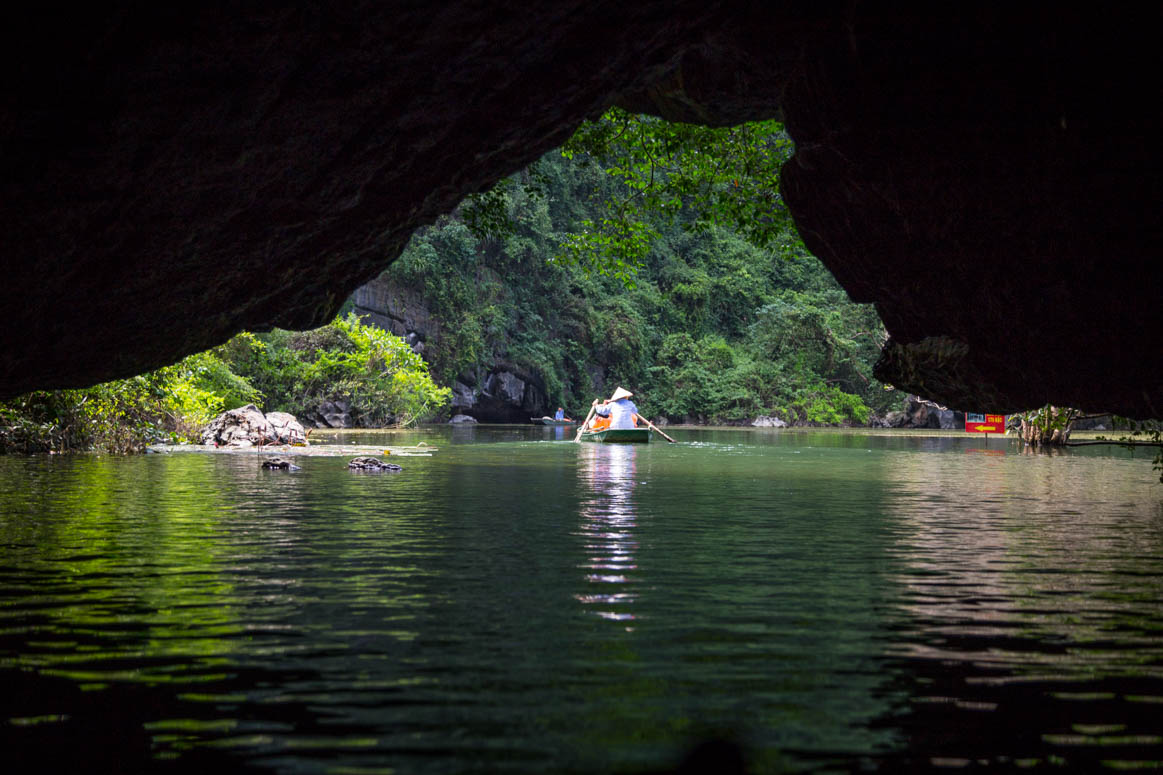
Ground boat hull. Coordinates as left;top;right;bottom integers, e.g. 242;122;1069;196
578;428;651;443
532;417;576;426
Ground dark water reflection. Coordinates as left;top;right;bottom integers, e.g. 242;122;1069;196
1;428;1160;773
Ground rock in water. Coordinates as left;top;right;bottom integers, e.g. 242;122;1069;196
201;406;308;447
266;411;308;444
348;457;402;472
261;458;301;471
201;405;275;447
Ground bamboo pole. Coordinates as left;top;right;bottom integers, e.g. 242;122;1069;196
574;403;598;442
638;415;677;443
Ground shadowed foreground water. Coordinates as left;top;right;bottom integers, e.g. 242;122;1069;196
1;427;1161;773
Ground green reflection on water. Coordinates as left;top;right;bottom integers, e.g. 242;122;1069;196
0;427;1160;773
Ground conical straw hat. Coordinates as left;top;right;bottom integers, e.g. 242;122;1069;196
610;387;633;401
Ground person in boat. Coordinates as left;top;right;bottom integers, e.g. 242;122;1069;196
553;407;573;422
591;387;640;430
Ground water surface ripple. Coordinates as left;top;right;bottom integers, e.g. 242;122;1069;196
1;428;1161;772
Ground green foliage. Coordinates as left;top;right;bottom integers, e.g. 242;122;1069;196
224;314;452;428
1013;405;1081;442
557;107;794;282
0;316;450;454
383;132;894;425
461;162;550;244
745;292;886;405
0;373;180;454
782;383;872;426
556;218;658;285
645;335;756;422
163;347;263;436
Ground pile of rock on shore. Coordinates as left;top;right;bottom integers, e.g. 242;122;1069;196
201;404;308;447
201;407;405;473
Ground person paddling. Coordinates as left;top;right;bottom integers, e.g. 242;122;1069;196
576;386;677;443
592;387;639;429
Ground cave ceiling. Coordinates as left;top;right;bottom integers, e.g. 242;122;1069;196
1;4;1159;417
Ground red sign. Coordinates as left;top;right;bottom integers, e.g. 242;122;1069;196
965;413;1005;433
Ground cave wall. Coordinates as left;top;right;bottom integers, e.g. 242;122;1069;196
775;7;1162;418
1;4;1159;417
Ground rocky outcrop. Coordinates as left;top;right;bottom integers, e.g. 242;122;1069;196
448;414;478;425
488;372;525;407
751;416;788;428
450;383;478;414
350;279;435;355
2;6;1160;418
437;367;550;423
882;396;965;430
352;273;546;422
469;369;548;423
201;405;307;447
312;400;352;429
353;276;550;422
266;412;308;444
201;405;272;447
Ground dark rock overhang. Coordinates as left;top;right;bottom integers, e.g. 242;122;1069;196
2;4;1159;417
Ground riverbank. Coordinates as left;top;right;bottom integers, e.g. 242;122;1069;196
309;424;1118;441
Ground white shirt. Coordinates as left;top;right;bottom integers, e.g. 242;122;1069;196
595;398;638;429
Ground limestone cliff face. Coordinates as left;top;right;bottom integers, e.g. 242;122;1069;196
351;280;436;356
352;274;546;422
1;5;1159;417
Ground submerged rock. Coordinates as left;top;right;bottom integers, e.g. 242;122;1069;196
261;458;301;471
348;457;402;472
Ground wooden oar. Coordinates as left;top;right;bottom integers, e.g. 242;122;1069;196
638;415;677;443
574;403;597;442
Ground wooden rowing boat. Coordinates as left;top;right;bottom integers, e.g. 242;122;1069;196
531;416;576;426
578;428;651;443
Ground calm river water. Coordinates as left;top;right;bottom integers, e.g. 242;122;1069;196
1;427;1161;773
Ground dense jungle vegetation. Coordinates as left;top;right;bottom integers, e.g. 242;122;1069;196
389;109;896;424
